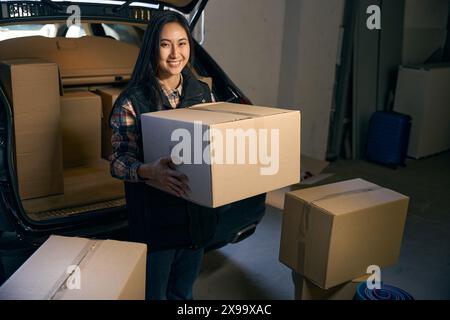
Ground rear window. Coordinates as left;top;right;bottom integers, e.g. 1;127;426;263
0;24;58;41
0;22;143;46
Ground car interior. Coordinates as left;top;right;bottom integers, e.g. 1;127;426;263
0;21;213;222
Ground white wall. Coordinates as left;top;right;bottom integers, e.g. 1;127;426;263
201;0;345;160
202;0;286;107
278;0;345;159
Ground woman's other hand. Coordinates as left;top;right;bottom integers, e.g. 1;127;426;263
138;157;190;197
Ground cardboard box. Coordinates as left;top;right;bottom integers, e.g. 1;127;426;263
293;272;369;300
0;235;147;300
394;64;450;158
266;155;330;210
0;59;64;199
0;36;139;86
60;91;102;168
279;178;409;289
96;87;123;160
141;102;301;208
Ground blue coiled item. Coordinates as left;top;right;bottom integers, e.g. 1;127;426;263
354;282;414;300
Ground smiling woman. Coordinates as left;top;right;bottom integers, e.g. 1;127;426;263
109;10;216;300
0;0;267;294
158;22;191;88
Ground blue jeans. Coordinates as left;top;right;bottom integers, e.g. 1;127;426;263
146;248;204;300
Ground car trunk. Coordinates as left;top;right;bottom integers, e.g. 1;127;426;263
0;0;218;231
0;34;141;222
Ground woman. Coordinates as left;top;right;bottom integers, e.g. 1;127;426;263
109;11;216;300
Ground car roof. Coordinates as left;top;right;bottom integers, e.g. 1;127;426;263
0;0;201;13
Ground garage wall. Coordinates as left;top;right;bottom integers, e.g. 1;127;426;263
201;0;344;160
402;0;450;64
201;0;286;107
278;0;345;160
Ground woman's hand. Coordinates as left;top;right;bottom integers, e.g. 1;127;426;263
138;157;190;197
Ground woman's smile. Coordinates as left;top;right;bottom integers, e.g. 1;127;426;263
157;22;190;87
167;60;182;68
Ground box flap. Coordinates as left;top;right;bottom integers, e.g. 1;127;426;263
142;108;250;125
0;235;91;300
96;87;123;97
190;102;294;116
57;239;146;300
142;102;298;125
61;90;100;100
286;179;408;216
0;235;147;300
317;188;409;216
1;58;54;67
288;179;376;202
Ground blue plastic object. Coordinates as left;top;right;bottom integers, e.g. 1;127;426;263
366;111;411;168
354;282;414;300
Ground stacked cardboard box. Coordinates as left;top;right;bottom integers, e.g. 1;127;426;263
141;102;301;208
279;178;409;299
60;91;102;168
0;59;64;200
96;87;124;160
293;272;370;300
0;235;147;300
394;64;450;158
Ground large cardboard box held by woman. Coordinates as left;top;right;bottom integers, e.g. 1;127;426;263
279;178;409;289
141;102;301;208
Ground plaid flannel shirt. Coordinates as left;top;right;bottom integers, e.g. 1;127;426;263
109;76;213;182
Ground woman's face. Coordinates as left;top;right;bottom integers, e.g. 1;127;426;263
157;22;190;80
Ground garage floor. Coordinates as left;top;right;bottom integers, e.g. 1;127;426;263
194;151;450;300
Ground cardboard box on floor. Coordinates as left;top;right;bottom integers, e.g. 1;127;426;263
279;178;409;289
0;235;147;300
0;59;64;200
60;91;102;168
141;102;301;208
96;87;124;160
266;155;331;210
394;64;450;158
293;272;369;300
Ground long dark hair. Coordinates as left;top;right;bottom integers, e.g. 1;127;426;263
124;10;194;108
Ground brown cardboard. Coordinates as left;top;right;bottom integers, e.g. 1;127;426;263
293;273;369;300
96;87;123;160
0;36;139;86
60;91;102;168
0;235;147;300
279;178;409;289
141;102;301;208
266;155;330;210
0;59;64;200
394;64;450;158
22;160;125;217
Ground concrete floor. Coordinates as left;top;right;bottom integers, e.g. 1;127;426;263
195;151;450;300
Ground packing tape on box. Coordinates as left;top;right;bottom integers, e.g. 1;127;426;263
354;282;414;300
190;105;255;119
44;239;102;300
296;186;383;273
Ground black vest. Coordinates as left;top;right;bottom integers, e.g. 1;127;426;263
121;68;216;252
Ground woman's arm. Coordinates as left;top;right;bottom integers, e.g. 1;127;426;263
109;99;145;182
109;98;190;196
